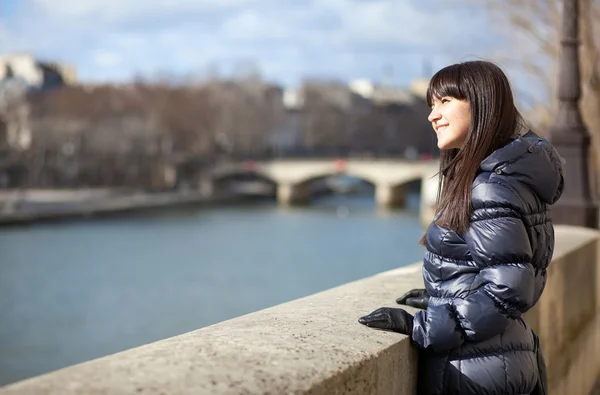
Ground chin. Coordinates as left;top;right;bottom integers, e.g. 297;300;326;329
437;139;460;150
437;140;450;150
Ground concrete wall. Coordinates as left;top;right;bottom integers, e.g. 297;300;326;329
524;226;600;395
0;225;598;395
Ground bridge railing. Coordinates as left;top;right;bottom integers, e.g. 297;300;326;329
0;225;598;395
185;148;439;163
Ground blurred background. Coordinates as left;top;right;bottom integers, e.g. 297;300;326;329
0;0;598;388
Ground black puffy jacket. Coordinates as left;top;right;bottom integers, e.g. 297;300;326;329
412;131;564;395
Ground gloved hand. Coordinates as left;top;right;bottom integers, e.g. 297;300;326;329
396;288;429;309
358;307;414;335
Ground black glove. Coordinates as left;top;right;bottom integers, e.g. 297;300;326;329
396;288;429;309
358;307;414;335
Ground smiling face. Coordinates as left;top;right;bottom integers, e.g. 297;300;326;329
428;96;471;150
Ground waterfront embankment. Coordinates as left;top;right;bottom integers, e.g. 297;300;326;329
0;188;246;225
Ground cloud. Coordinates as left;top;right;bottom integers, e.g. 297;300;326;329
30;0;257;23
92;50;123;68
1;0;497;86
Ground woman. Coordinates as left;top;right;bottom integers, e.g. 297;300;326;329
358;61;563;395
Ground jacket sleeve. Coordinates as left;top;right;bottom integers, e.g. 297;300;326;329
411;181;536;352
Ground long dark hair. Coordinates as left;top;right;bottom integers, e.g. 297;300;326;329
424;61;525;238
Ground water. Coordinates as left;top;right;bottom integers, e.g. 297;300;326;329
0;194;426;387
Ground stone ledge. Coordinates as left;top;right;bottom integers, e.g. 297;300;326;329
552;225;600;260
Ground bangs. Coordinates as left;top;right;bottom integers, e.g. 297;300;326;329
426;64;465;107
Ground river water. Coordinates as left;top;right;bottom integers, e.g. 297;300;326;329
0;193;427;387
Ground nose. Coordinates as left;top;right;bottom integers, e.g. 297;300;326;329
428;107;441;123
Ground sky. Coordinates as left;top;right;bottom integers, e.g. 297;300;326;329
0;0;504;87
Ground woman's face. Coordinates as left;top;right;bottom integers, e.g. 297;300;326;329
428;96;471;150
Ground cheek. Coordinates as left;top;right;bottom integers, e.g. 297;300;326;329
459;120;470;137
453;113;470;136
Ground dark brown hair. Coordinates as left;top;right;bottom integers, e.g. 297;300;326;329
423;61;524;239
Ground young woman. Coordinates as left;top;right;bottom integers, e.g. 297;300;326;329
359;61;563;395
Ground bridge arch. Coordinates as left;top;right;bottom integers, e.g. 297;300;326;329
291;172;376;189
211;169;277;197
211;169;276;185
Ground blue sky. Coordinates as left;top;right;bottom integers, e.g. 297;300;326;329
2;0;16;19
1;0;18;18
0;1;516;88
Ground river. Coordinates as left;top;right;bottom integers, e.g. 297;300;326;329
0;193;427;387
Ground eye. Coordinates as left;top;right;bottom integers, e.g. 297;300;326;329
441;98;450;104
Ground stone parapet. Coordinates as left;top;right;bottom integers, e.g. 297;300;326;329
524;226;600;395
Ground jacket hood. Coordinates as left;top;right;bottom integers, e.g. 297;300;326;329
479;131;565;204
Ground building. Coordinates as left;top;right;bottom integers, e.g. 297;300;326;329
0;53;77;90
277;77;438;158
0;53;79;187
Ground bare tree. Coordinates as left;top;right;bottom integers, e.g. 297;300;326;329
300;80;351;154
467;1;599;129
473;0;600;188
206;75;282;159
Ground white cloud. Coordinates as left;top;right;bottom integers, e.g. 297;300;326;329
30;0;256;22
222;10;271;39
92;50;122;68
1;0;498;85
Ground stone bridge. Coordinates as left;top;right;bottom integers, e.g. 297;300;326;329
209;159;440;210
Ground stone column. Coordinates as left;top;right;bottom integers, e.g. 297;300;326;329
547;0;598;228
277;184;293;206
277;183;311;206
375;184;406;208
199;178;214;197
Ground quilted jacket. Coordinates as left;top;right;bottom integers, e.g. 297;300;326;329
412;131;564;395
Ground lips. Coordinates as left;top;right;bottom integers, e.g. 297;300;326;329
436;125;449;133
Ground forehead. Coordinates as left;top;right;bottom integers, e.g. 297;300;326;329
427;88;454;105
429;94;453;106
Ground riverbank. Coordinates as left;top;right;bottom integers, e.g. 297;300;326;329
0;188;251;226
